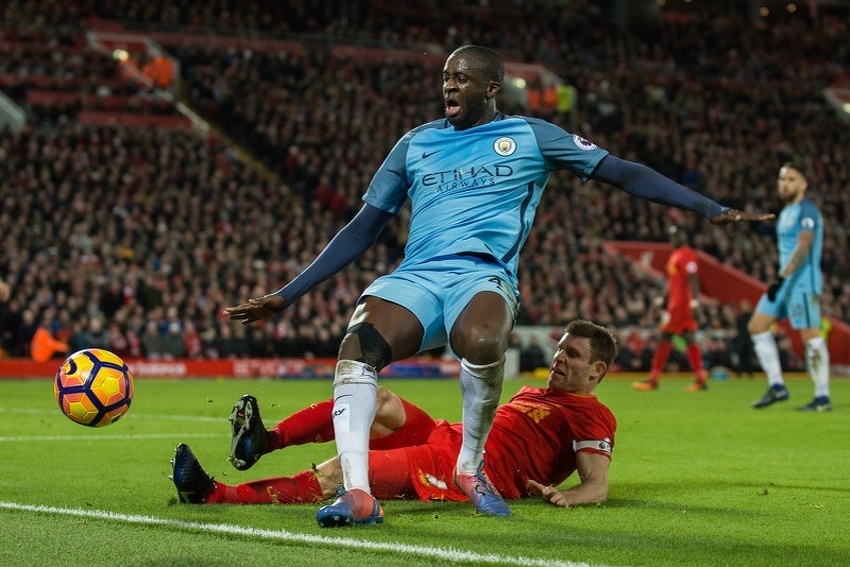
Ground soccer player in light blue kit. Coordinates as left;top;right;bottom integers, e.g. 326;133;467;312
749;160;831;411
223;45;773;526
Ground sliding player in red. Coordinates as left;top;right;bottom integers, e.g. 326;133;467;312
172;320;618;517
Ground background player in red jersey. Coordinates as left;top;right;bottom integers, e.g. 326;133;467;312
171;319;618;510
633;225;708;392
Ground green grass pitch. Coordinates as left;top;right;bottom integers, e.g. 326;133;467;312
1;374;847;567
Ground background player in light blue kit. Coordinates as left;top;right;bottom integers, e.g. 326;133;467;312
749;160;831;411
223;45;774;526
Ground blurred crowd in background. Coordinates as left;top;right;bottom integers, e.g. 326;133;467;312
0;0;847;376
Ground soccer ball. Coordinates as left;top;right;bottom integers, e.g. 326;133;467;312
54;348;135;427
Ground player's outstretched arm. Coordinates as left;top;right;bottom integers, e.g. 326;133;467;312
592;156;775;223
222;204;395;325
223;294;287;324
708;208;775;225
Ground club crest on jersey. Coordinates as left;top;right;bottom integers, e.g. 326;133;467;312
493;137;516;156
573;134;597;151
418;469;449;491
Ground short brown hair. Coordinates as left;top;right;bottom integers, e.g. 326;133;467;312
564;319;618;371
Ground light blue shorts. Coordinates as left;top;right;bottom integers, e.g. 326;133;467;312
360;254;520;355
755;288;821;330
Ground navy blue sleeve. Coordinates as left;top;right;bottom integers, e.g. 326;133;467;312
591;155;728;220
275;203;395;305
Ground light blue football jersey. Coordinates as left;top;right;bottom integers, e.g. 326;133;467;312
777;197;823;293
363;113;608;284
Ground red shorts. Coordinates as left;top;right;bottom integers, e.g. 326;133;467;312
368;420;466;502
661;308;697;335
364;398;467;502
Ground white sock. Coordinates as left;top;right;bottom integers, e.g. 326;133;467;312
332;360;377;493
805;336;831;398
751;331;784;387
456;356;505;475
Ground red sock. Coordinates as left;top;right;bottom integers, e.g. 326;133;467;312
649;341;671;383
686;344;706;384
204;481;228;504
212;470;324;504
268;399;335;451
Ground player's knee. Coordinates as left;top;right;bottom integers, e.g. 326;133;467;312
375;386;396;411
452;326;507;364
374;386;406;430
747;319;766;336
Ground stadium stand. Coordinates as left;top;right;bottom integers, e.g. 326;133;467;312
0;1;848;376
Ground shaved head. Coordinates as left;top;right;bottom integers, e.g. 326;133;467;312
448;45;504;85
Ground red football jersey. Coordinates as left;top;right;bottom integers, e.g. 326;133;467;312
478;386;617;499
666;245;698;313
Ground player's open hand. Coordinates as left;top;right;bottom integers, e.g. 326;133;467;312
527;479;569;508
223;294;287;325
710;209;775;225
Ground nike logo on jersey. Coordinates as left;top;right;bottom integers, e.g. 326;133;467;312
422;150;440;159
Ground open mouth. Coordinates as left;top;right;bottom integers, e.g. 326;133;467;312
445;99;460;117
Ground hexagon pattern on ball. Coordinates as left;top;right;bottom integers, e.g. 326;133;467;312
54;348;135;427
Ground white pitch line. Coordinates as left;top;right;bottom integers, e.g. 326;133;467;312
116;412;223;423
0;501;612;567
0;432;221;442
